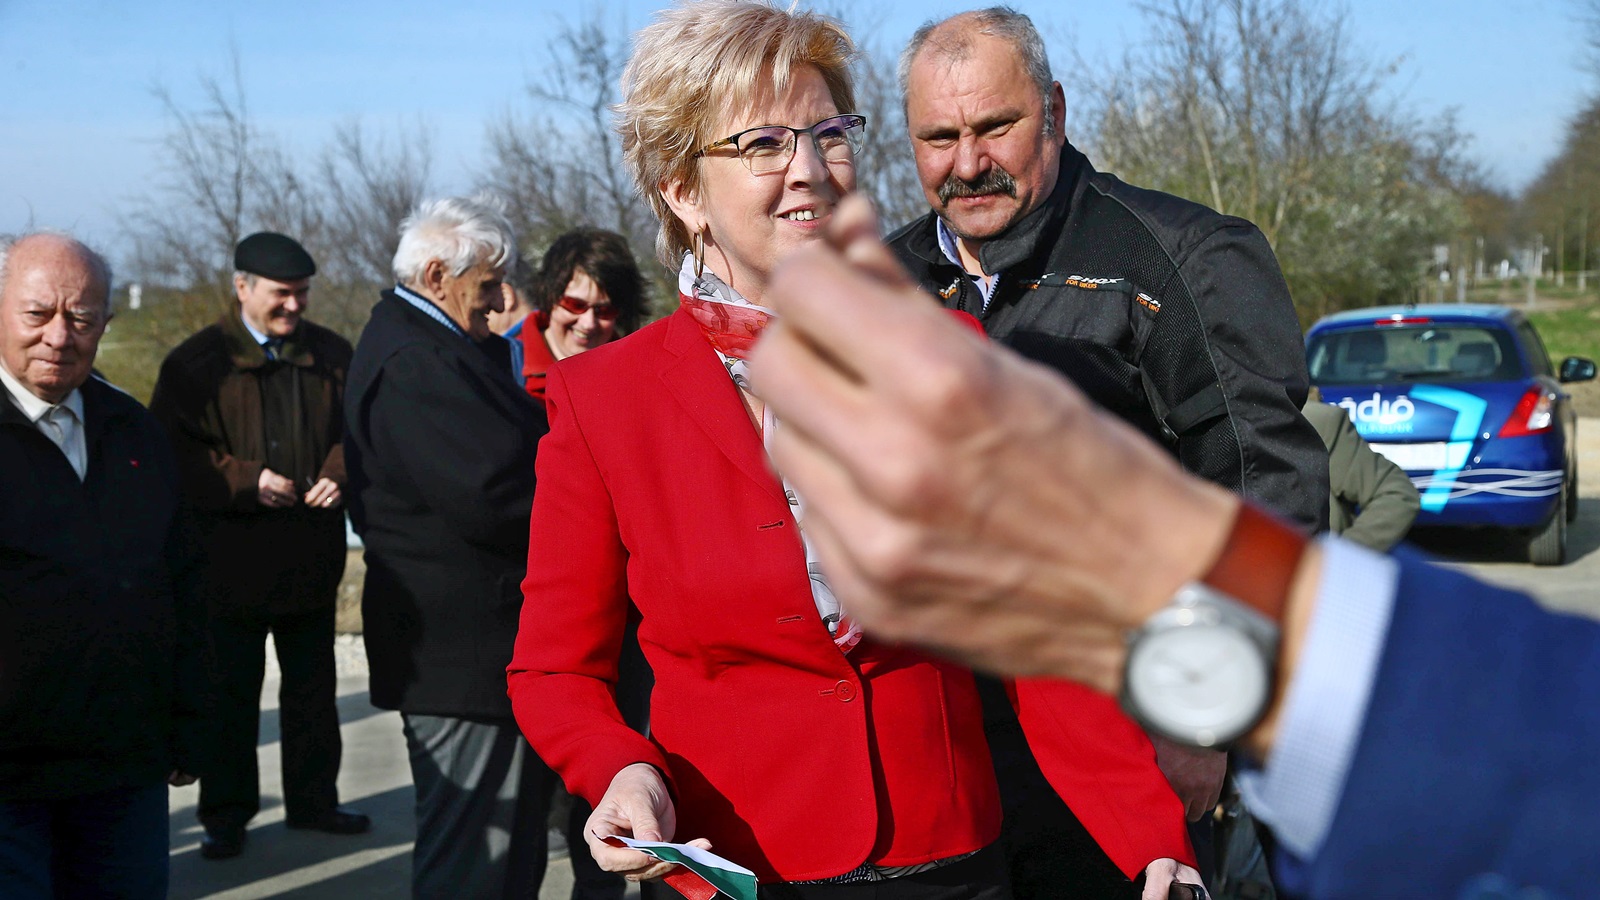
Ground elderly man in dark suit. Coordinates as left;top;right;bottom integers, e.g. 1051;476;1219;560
0;232;212;898
151;232;365;861
343;195;549;899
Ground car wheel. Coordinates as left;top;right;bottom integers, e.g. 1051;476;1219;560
1529;489;1568;566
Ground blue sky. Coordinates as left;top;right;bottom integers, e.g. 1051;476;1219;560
1;0;1592;265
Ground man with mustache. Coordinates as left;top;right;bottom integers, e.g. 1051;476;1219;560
888;8;1327;898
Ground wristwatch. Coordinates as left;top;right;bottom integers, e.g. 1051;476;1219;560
1120;503;1306;749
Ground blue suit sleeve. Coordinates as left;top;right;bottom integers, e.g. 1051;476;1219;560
1274;546;1600;898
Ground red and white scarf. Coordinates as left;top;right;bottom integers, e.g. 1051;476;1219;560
678;256;863;655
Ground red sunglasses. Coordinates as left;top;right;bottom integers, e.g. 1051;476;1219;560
556;295;618;321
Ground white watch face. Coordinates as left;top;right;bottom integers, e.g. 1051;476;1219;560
1126;623;1271;747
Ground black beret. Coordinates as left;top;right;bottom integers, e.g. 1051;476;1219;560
234;232;316;280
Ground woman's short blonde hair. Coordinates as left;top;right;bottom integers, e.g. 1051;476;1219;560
617;0;856;268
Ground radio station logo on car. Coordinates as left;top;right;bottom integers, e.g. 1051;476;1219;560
1338;392;1417;435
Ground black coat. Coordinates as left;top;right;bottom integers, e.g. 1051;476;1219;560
890;144;1328;532
344;290;547;718
0;375;213;800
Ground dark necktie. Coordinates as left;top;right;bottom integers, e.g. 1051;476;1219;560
263;338;284;361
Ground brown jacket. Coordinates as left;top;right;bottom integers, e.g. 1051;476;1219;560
151;312;353;616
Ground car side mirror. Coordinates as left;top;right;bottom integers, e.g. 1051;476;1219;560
1559;356;1596;383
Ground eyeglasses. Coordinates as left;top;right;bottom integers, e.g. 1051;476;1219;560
693;114;867;175
555;295;619;321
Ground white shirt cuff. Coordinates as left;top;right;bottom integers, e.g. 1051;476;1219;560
1236;535;1398;860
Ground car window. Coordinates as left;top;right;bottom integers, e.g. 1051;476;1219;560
1515;321;1554;377
1308;324;1526;384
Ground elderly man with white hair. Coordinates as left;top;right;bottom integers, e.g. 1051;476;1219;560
343;196;550;898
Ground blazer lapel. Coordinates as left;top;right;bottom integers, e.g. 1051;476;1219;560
659;307;784;502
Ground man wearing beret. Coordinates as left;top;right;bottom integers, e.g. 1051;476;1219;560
151;232;368;860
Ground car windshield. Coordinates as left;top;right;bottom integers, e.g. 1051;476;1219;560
1308;323;1524;385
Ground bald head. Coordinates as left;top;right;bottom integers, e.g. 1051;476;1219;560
899;7;1057;135
0;233;114;404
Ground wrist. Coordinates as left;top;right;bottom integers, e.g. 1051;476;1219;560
1239;541;1323;759
1121;500;1309;749
615;761;667;788
1121;483;1239;632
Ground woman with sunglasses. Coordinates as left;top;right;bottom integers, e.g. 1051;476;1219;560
506;2;1017;898
518;228;648;405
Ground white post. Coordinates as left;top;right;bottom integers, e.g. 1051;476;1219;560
1527;236;1540;308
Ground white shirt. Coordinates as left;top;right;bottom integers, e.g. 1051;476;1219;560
1238;536;1399;860
0;363;88;481
240;315;270;347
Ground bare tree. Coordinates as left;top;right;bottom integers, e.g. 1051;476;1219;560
1077;0;1470;317
121;54;322;340
848;23;928;232
312;121;434;335
481;11;665;306
1523;96;1600;290
483;117;590;249
120;52;441;343
317;121;431;286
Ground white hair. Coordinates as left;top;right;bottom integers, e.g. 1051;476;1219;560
392;195;517;285
0;231;116;314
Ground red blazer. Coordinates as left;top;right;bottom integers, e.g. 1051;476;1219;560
509;307;998;882
507;307;1188;883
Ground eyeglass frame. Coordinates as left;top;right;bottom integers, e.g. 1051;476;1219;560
555;294;619;321
692;114;868;174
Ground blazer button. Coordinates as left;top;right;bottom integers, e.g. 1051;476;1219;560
834;680;856;702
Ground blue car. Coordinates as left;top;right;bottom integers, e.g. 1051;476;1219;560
1305;304;1596;565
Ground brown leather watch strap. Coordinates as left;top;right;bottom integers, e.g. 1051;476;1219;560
1198;502;1307;622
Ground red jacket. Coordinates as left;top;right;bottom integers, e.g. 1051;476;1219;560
507;306;1190;883
518;310;556;405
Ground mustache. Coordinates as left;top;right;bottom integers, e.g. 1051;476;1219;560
937;167;1017;205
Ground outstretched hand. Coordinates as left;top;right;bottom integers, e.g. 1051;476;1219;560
748;194;1238;692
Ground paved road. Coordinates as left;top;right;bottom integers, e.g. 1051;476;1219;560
167;674;416;900
1413;417;1600;621
166;645;635;900
166;422;1600;896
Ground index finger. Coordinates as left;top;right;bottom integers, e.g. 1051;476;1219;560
759;197;953;391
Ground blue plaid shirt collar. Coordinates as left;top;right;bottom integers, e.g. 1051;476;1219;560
394;283;469;340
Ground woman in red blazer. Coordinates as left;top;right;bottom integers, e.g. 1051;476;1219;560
507;2;1195;896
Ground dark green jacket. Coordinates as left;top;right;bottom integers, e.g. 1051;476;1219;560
1303;400;1420;551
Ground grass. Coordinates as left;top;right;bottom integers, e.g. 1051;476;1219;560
1527;302;1600;364
95;288;229;405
